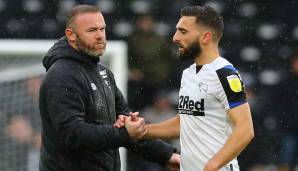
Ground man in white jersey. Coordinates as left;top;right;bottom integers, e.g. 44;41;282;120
145;5;254;171
115;5;254;171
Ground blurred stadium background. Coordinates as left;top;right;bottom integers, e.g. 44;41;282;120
0;0;298;171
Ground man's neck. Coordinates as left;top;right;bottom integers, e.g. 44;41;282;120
195;47;220;65
68;40;79;52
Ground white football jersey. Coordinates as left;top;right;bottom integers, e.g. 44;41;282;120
179;57;247;171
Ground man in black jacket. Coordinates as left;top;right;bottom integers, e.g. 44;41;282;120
39;5;180;171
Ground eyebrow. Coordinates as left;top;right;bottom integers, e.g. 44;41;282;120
177;27;187;32
87;25;106;30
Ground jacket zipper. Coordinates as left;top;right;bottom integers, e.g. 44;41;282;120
96;66;117;171
95;67;112;124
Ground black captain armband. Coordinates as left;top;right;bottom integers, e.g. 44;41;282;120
216;65;247;108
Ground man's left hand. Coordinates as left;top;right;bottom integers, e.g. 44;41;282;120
113;115;127;128
167;153;180;171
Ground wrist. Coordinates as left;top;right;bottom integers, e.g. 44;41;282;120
143;125;150;139
206;159;220;170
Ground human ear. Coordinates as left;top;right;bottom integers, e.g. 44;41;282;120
201;31;212;44
65;28;76;42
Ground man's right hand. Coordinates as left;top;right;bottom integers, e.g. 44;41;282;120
124;115;147;140
113;112;139;128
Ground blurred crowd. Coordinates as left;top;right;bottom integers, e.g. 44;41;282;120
0;0;298;171
0;76;42;171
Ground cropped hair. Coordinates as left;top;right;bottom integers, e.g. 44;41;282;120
181;6;224;41
66;5;100;28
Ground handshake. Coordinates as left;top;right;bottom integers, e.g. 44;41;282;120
113;112;148;140
114;112;181;171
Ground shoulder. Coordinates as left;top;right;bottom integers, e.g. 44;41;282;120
203;57;240;78
204;57;233;72
48;59;81;74
214;58;243;92
216;65;240;79
214;57;241;84
44;59;84;88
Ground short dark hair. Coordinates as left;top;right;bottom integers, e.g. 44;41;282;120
66;5;100;28
181;6;224;41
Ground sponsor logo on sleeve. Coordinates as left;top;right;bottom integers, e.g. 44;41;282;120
226;75;242;92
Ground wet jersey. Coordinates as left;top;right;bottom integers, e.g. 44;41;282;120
178;57;247;171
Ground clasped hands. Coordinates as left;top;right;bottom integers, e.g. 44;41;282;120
113;112;180;171
113;112;146;140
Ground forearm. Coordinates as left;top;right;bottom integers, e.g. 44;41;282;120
145;115;180;139
60;121;130;151
208;124;254;169
125;139;176;166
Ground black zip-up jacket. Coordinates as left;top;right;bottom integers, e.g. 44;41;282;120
39;37;175;171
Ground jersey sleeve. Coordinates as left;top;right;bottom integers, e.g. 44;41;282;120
215;65;247;110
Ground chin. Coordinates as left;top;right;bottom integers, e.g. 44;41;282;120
178;54;186;61
98;51;105;56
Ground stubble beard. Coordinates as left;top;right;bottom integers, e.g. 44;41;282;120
178;40;201;61
75;35;106;58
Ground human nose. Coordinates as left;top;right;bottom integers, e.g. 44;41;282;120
172;31;179;43
95;29;105;40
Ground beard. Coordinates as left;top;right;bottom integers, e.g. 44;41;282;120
75;34;106;58
177;40;201;61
